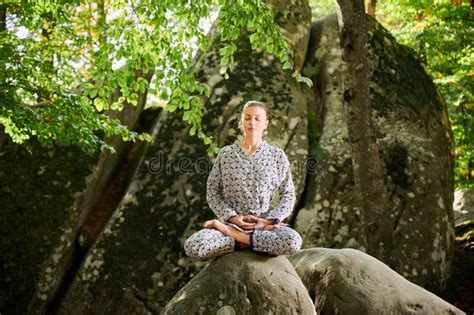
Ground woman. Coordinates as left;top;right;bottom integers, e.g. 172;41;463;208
184;100;302;260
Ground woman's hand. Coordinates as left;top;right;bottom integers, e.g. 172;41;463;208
227;215;257;230
262;224;280;231
248;215;280;231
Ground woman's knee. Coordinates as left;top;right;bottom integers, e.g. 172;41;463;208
253;227;302;255
184;229;232;260
184;230;207;259
184;234;200;258
278;227;302;255
285;230;302;255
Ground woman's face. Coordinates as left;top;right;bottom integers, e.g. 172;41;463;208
241;106;269;138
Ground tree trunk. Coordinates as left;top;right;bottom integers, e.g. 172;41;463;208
0;6;6;32
366;0;377;17
97;0;106;46
335;0;389;262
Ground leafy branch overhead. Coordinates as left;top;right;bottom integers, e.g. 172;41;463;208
0;0;311;156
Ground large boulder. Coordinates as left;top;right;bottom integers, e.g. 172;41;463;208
162;251;316;314
288;248;464;314
0;134;97;314
57;1;312;313
0;89;149;313
294;14;455;293
454;188;474;225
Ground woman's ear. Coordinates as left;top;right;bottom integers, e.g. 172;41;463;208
238;119;243;132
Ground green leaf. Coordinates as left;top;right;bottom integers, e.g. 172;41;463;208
282;61;293;70
127;93;139;106
89;89;98;98
249;34;259;47
219;66;227;75
94;98;107;111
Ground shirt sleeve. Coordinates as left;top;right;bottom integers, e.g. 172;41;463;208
206;150;238;222
264;150;296;223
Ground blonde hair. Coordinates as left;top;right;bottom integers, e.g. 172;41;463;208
238;101;269;134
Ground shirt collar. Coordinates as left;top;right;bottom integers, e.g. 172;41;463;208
233;139;268;156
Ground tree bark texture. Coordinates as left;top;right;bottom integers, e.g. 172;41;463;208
335;0;389;262
0;6;6;32
366;0;377;17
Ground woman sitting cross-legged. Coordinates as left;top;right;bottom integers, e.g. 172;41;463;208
184;100;302;260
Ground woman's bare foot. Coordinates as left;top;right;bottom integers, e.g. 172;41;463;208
263;224;280;231
203;219;229;235
203;219;251;246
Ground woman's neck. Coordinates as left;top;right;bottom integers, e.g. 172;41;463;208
240;137;263;151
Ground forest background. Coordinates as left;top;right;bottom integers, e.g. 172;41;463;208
0;0;472;188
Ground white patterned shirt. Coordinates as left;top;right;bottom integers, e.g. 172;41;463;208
206;140;296;223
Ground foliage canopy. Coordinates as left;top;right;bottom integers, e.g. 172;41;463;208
1;0;472;187
0;0;308;156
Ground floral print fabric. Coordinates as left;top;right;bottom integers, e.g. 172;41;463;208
206;140;296;223
184;226;302;260
183;140;302;260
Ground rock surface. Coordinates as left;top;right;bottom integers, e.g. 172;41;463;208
454;188;474;225
0;135;97;314
162;251;316;315
455;221;474;252
444;221;474;313
288;248;465;315
294;14;455;293
0;82;148;314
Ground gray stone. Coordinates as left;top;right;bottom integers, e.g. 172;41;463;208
162;251;316;315
294;14;455;293
0;138;98;314
288;248;464;315
454;188;474;225
0;79;149;314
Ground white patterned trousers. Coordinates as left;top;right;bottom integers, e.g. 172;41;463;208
184;225;302;260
